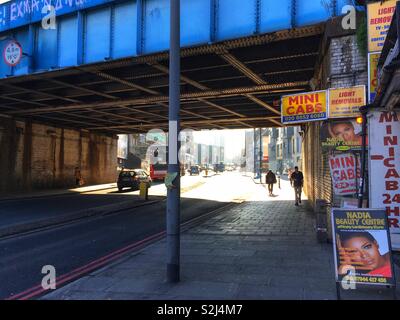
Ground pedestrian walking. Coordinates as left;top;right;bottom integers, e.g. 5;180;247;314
290;166;304;206
265;169;277;196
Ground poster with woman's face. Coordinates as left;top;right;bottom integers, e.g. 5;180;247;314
321;119;366;151
331;208;395;286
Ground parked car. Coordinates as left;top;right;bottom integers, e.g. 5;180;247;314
189;166;200;175
117;169;152;192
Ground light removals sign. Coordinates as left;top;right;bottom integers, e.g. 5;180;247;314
369;111;400;251
367;0;397;52
328;86;366;119
281;90;327;124
368;52;380;103
329;153;361;196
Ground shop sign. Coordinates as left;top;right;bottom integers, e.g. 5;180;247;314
369;111;400;251
332;208;396;286
281;91;327;124
328;86;366;119
367;0;397;52
329;153;361;195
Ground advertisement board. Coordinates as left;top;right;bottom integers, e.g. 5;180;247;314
367;0;397;52
329;153;361;196
369;111;400;251
281;90;327;124
328;86;366;119
321;119;365;151
332;208;395;286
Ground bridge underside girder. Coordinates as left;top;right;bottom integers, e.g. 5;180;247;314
0;25;324;133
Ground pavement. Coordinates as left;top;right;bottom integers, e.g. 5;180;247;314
43;176;400;300
0;174;207;239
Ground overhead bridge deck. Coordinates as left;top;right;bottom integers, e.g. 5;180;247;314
0;0;353;133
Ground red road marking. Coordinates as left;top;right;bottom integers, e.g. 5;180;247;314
7;202;232;300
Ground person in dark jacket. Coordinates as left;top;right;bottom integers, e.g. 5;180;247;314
265;170;277;196
290;166;304;206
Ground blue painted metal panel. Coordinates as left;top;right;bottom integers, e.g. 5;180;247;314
13;27;29;75
35;24;57;70
296;0;332;27
143;0;211;54
0;40;12;77
260;0;292;33
113;1;137;58
143;0;169;53
216;0;256;41
0;0;352;78
59;15;78;67
84;7;111;63
181;0;210;47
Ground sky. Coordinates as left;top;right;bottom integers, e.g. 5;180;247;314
193;129;247;163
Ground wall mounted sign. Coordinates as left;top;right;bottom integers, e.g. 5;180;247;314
328;86;366;119
281;90;327;124
367;0;397;52
3;40;22;66
369;111;400;251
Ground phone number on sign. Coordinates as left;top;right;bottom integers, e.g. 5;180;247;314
284;112;326;122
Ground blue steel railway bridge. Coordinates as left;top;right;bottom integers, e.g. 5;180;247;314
0;0;357;133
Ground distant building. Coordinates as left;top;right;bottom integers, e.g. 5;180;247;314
265;126;302;174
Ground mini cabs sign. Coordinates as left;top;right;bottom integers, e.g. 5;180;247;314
281;90;327;124
328;86;366;119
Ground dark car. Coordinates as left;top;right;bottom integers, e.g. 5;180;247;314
117;169;152;192
189;166;200;175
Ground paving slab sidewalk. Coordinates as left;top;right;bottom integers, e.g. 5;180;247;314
43;179;400;300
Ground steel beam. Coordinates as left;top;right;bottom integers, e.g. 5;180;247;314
87;116;280;130
6;81;308;115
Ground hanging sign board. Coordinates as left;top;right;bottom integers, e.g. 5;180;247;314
367;0;397;52
321;119;365;152
369;111;400;251
332;208;396;286
281;90;327;124
329;153;361;196
328;86;366;119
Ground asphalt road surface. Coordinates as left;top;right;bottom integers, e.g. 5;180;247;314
0;171;250;299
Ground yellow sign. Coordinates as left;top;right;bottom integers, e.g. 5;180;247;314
368;52;380;103
328;86;366;118
367;0;397;52
281;90;327;124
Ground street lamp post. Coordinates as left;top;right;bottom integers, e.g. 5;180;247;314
166;0;181;283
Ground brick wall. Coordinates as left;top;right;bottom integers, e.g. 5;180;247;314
0;118;118;194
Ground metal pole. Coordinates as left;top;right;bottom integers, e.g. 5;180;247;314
253;128;256;177
358;106;368;208
259;128;262;184
167;0;180;283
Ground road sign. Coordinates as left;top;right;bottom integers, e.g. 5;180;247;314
3;40;22;66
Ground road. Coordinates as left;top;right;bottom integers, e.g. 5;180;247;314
0;171;253;299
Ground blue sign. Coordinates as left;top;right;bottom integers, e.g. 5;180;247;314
0;0;114;32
